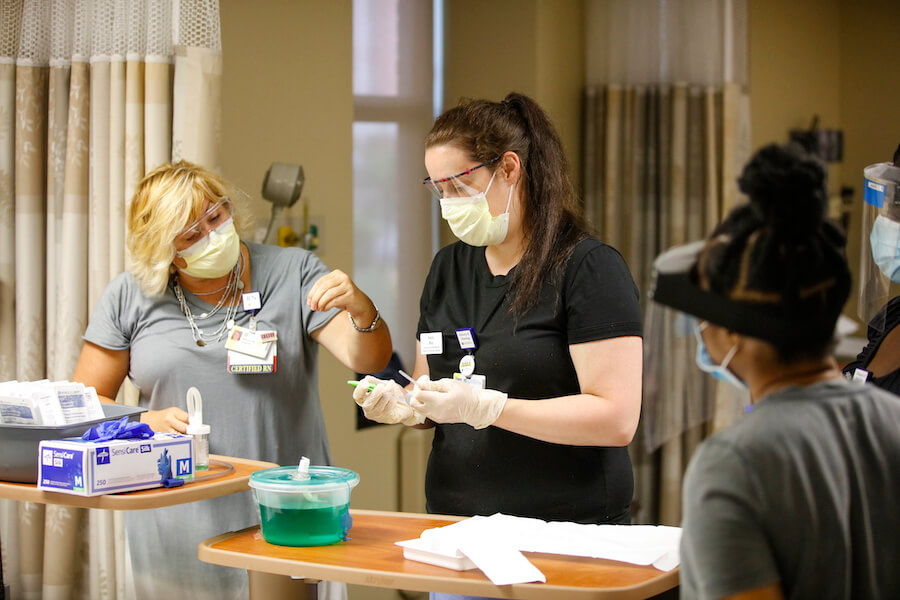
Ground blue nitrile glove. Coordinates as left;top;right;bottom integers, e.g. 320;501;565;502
341;510;353;541
157;448;172;478
156;448;184;488
82;415;154;442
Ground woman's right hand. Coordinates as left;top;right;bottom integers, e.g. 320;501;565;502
352;375;424;426
140;407;190;433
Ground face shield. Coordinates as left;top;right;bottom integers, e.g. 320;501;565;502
858;162;900;333
639;241;752;452
640;296;721;454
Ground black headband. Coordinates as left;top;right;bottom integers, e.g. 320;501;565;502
649;241;838;346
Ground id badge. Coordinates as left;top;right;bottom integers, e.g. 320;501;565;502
852;368;870;383
227;332;277;374
420;332;443;355
225;325;277;359
452;372;486;389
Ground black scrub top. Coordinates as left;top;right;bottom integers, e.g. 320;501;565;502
417;238;642;524
843;295;900;395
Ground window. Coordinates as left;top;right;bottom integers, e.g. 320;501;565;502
353;0;438;370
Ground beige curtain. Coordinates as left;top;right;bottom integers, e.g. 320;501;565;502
583;0;751;526
0;1;222;598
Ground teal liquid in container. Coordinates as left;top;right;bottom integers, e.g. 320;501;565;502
249;464;359;547
257;504;349;546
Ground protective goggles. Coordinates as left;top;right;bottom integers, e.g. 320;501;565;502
423;157;500;199
174;198;234;257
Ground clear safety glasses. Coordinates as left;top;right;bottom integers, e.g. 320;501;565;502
423;157;500;199
175;198;234;257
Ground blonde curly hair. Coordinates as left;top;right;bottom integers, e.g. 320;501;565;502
127;161;252;296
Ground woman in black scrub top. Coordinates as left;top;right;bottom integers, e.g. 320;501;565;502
353;91;643;540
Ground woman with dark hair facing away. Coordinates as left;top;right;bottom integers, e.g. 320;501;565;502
842;143;900;393
352;92;643;536
651;143;900;599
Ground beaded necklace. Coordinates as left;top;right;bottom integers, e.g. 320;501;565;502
173;252;245;347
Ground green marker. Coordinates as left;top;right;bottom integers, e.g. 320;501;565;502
347;380;376;392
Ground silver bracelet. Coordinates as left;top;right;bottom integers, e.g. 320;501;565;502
348;306;380;333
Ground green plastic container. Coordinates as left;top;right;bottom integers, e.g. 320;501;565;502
249;465;359;547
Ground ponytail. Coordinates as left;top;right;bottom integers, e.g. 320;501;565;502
426;92;588;315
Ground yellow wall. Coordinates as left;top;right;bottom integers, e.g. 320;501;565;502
220;3;400;597
748;0;842;158
748;0;900;323
442;0;586;246
219;0;401;521
838;0;900;321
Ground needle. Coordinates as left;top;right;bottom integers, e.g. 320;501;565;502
398;370;416;386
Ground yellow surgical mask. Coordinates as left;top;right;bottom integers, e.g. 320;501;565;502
439;172;513;247
176;219;240;278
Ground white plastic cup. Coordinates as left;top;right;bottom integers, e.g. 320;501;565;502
186;423;210;470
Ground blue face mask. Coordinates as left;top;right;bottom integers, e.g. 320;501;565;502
693;320;747;390
869;214;900;283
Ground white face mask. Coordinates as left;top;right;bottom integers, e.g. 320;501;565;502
870;214;900;282
176;219;241;279
693;320;747;391
439;172;514;247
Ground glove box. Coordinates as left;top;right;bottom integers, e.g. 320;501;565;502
0;404;145;483
38;432;194;496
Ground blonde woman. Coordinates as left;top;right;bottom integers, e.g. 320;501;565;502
73;160;390;600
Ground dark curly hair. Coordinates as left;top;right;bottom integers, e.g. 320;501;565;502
694;143;851;361
425;92;588;316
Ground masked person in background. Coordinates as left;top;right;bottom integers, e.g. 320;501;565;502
354;92;643;600
842;144;900;392
651;143;900;599
73;161;391;600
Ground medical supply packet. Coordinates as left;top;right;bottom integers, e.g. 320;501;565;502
0;380;56;425
37;433;194;496
0;379;104;426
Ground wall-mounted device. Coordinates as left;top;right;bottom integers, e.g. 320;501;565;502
262;162;304;207
260;162;317;250
788;115;843;163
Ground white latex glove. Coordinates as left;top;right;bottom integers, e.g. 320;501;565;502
352;375;425;426
409;377;507;429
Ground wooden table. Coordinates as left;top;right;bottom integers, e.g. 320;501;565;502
0;454;277;600
0;455;276;509
199;509;679;600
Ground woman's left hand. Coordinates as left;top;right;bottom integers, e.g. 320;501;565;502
307;269;376;323
307;268;391;374
410;378;508;430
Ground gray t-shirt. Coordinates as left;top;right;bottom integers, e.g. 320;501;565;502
84;242;339;600
680;380;900;599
